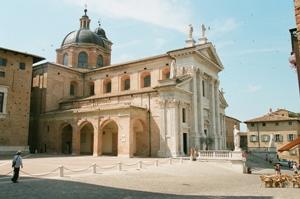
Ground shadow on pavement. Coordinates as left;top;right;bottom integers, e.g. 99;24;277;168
0;175;272;199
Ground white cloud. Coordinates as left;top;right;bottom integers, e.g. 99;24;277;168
214;40;235;50
114;39;141;50
237;48;282;55
153;38;167;50
114;53;135;63
247;84;262;93
65;0;191;33
208;18;239;38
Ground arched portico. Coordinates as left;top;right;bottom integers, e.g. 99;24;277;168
80;122;94;155
132;119;148;157
101;120;118;156
61;124;73;154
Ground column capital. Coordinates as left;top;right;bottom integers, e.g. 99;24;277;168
166;99;180;107
158;99;166;108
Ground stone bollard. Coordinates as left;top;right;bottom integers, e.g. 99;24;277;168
59;165;64;177
138;161;142;170
180;157;183;164
92;163;96;174
155;160;159;167
169;158;172;165
118;162;122;171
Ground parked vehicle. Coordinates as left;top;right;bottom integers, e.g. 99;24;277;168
277;159;290;167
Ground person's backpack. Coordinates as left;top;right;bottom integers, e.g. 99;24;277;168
12;156;19;168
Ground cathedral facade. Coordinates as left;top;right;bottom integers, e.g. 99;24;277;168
29;10;228;157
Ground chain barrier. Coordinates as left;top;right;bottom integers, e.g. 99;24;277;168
122;162;139;167
0;171;13;179
158;158;171;164
0;158;187;180
20;167;60;177
64;165;93;173
97;164;118;170
141;161;154;166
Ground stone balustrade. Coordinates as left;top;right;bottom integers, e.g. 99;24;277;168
198;150;245;161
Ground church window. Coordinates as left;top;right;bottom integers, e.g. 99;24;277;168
0;58;7;66
162;67;170;80
141;72;151;88
275;134;283;142
288;134;295;141
182;108;186;123
89;82;95;96
202;80;205;97
121;75;130;91
103;79;111;93
63;53;68;66
250;135;257;142
96;55;103;68
78;52;88;67
19;62;26;70
0;92;4;113
124;79;130;90
0;86;7;114
70;81;78;96
0;71;5;77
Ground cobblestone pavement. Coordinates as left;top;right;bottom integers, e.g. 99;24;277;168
0;155;299;199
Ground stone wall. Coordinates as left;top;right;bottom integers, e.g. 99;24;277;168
247;120;300;163
0;50;34;148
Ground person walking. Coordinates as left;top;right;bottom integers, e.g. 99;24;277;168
292;162;298;174
11;151;23;183
274;163;281;175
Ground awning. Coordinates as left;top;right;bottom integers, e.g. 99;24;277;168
278;137;300;152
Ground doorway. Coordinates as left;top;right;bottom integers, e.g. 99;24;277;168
183;133;188;155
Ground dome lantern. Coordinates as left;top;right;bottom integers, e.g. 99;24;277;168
80;5;91;29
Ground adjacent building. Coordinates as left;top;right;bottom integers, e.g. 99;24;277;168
245;109;300;163
0;47;44;153
29;10;228;157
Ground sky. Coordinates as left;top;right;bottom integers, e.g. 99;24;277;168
0;0;299;129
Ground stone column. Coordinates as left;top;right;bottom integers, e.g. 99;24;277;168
192;68;200;148
198;71;205;150
173;99;180;156
118;116;133;157
158;99;167;157
93;119;101;156
165;99;180;157
214;79;221;149
72;124;80;155
209;77;216;149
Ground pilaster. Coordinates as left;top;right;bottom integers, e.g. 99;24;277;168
72;124;80;155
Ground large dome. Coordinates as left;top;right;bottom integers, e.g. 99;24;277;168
61;29;106;48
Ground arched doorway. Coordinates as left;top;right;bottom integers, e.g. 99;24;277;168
102;120;118;156
133;119;148;157
80;122;94;155
61;124;72;154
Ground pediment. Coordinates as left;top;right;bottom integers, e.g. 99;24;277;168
196;44;224;70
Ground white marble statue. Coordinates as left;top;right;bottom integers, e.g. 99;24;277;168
201;24;206;38
268;133;275;150
188;24;193;40
170;59;177;79
233;125;240;151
